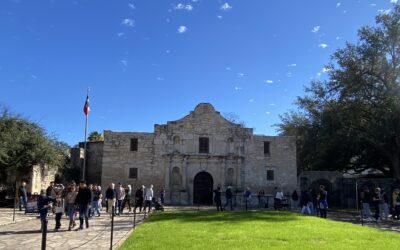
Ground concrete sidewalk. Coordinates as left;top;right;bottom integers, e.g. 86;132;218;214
0;208;148;250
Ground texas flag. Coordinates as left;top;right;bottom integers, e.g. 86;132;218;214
83;94;90;116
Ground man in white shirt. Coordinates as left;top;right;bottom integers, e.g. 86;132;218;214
144;185;154;213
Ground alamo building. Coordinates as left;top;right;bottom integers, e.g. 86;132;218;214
72;103;297;205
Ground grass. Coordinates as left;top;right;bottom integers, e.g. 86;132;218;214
119;211;400;250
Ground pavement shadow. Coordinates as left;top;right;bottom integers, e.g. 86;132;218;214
0;229;66;235
145;211;299;224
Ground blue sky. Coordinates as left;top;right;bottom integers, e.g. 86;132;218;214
0;0;397;146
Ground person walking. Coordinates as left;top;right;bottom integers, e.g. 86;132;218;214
224;186;233;211
116;183;126;215
18;181;28;212
144;185;154;213
134;185;145;213
122;185;132;214
300;190;311;215
105;183;116;218
214;186;223;212
37;189;54;231
75;180;92;230
317;185;328;219
65;184;78;231
91;185;101;217
53;187;64;232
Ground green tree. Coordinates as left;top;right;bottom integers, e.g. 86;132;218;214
278;5;400;178
0;108;68;183
88;131;104;142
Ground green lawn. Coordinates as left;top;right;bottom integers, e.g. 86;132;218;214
120;211;400;250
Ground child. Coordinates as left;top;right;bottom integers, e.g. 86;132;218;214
54;189;64;231
37;189;54;231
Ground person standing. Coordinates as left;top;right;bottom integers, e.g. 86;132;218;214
372;188;382;222
122;185;132;214
258;190;265;208
224;186;233;211
317;185;328;219
379;188;389;221
291;190;299;209
75;180;92;230
392;188;400;220
361;187;372;221
18;182;28;212
244;187;252;211
160;188;166;205
144;185;154;213
105;183;116;217
134;185;145;213
274;188;284;210
65;184;78;231
116;183;126;215
214;186;223;212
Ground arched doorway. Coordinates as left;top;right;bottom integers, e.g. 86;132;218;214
193;172;213;205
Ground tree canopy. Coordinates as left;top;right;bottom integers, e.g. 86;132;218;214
0;108;69;183
277;5;400;178
88;131;104;142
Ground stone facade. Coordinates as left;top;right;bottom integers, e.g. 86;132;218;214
100;103;297;205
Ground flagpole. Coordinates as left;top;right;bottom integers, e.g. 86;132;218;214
83;88;89;181
83;113;88;180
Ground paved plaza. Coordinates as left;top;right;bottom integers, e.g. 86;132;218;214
0;208;147;250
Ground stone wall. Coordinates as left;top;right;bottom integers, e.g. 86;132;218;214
99;103;298;205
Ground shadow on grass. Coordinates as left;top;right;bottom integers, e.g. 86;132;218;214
146;211;299;224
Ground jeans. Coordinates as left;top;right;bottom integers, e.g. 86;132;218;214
79;204;89;220
20;196;27;211
362;203;372;218
91;200;100;216
301;205;311;215
144;200;152;213
307;202;314;215
379;203;389;220
117;200;123;214
67;204;76;220
224;198;233;210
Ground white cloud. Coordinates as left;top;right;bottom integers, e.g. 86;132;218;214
336;2;341;7
120;60;128;66
122;19;135;27
269;103;276;106
265;111;271;115
225;67;231;71
156;77;164;81
177;26;187;33
343;10;348;14
265;80;274;84
311;26;320;33
322;67;331;73
237;72;245;77
221;3;232;10
391;0;398;4
217;15;223;19
117;32;125;37
249;99;254;103
234;86;242;91
288;63;297;67
318;43;328;49
128;3;135;10
174;3;193;11
370;3;377;7
336;36;340;40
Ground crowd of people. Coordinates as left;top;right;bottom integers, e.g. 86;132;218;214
360;187;400;223
16;180;165;232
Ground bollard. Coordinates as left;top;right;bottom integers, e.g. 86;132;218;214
41;220;47;250
110;206;114;250
133;209;136;229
